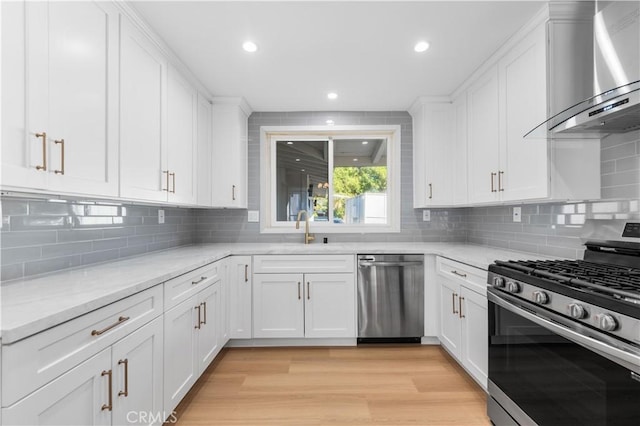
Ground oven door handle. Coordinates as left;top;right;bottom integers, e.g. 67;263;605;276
489;291;640;375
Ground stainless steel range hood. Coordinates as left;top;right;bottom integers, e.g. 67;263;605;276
526;1;640;138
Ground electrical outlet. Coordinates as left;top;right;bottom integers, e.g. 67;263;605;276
423;210;431;222
513;207;522;223
158;209;165;224
248;210;260;223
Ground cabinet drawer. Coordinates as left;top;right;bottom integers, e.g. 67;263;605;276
436;257;487;295
2;285;163;407
253;255;354;274
164;261;222;310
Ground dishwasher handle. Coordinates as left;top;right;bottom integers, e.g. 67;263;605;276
359;261;423;267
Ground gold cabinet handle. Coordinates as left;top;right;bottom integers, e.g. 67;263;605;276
498;171;504;192
451;270;467;278
101;369;113;411
53;139;65;175
490;172;497;192
452;293;458;314
298;282;301;300
170;172;176;193
459;296;465;318
201;301;207;325
428;183;433;199
195;305;201;329
118;359;129;397
244;265;249;282
192;276;207;285
307;282;310;300
232;185;236;201
91;316;130;336
163;170;170;192
35;132;47;171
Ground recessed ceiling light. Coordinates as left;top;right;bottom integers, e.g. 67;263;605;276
326;120;335;125
295;158;301;162
362;141;369;145
242;41;258;53
414;41;430;53
353;158;358;162
301;169;305;172
287;141;293;145
327;92;338;100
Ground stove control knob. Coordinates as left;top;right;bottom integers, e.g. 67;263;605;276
532;291;549;305
492;277;505;288
568;303;587;319
506;281;520;293
596;314;618;332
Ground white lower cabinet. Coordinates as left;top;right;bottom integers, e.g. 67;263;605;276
163;279;221;415
436;257;488;389
253;272;355;339
111;317;164;426
228;256;252;339
2;316;164;426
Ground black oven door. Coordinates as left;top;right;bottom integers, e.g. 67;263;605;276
488;289;640;426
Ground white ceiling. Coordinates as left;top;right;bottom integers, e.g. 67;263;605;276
131;1;544;111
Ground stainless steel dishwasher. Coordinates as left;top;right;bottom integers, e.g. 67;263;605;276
357;254;424;343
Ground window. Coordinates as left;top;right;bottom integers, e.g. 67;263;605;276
260;125;401;233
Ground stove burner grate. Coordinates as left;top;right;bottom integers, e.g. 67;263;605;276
494;259;640;301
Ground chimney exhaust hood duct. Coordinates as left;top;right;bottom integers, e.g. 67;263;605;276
526;1;640;138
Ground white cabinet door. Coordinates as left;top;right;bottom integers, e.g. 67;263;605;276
219;261;231;347
211;100;249;208
467;66;500;204
3;1;118;197
411;102;427;208
119;16;168;202
460;287;488;389
452;95;468;205
2;349;111;426
411;101;454;207
438;279;461;358
1;1;46;191
304;273;356;338
229;257;252;339
111;317;164;426
163;298;198;415
253;274;304;338
499;23;548;201
196;94;213;207
167;66;197;205
425;105;454;206
196;280;221;373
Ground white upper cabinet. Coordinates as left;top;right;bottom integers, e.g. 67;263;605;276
467;65;501;204
452;95;468;205
120;19;198;206
196;94;213;207
211;98;251;208
166;65;198;205
119;15;168;203
464;8;600;205
498;24;549;201
410;99;458;207
2;1;119;197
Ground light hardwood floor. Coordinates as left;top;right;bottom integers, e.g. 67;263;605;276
170;345;490;425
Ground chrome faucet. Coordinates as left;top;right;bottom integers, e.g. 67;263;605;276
295;210;315;244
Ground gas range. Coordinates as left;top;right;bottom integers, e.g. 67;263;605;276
487;237;640;426
488;240;640;346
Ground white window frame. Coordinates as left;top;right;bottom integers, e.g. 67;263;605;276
260;125;401;234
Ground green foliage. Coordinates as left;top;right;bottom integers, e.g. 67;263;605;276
332;166;387;219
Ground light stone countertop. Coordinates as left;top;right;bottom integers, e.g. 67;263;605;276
1;242;551;344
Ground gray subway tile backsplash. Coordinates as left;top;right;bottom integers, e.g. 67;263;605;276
1;198;196;281
1;120;638;281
